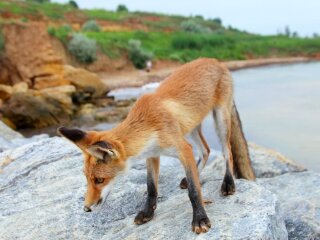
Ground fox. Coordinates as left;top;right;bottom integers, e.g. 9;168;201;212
58;58;256;234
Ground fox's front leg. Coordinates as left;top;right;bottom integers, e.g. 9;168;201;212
179;140;211;234
134;157;159;225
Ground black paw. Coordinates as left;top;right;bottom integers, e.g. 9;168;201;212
192;215;211;234
220;175;236;196
180;177;188;189
134;210;154;225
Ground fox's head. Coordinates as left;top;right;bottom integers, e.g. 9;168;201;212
57;127;127;212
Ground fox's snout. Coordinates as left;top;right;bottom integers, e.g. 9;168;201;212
83;206;92;212
83;198;103;212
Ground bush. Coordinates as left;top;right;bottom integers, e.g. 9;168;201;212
47;25;72;44
82;20;101;32
117;4;128;12
211;18;222;25
68;0;78;8
128;39;153;69
68;33;97;63
180;20;211;33
0;27;5;51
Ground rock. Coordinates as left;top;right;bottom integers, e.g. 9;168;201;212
12;82;28;93
1;86;75;128
0;137;288;239
207;143;306;178
258;172;320;240
63;65;108;98
0;121;48;153
0;84;12;100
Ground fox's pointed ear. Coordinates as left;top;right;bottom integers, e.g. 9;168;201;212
57;127;86;142
87;141;117;163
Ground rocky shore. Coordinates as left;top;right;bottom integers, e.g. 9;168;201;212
0;121;319;240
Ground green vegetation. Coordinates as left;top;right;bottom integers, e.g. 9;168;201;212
82;20;101;32
48;25;72;44
68;33;97;63
0;0;320;67
0;28;4;51
180;20;212;33
128;39;153;69
117;4;129;12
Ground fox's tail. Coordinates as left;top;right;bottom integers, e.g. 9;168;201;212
230;101;256;180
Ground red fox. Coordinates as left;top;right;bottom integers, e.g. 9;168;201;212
58;58;255;234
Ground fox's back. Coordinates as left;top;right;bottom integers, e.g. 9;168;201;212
155;58;233;133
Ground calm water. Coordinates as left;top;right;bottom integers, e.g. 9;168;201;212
110;62;320;171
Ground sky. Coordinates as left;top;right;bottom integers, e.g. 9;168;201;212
55;0;320;36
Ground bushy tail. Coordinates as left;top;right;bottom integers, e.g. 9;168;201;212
230;101;256;180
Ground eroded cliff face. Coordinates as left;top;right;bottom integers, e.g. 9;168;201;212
0;22;121;129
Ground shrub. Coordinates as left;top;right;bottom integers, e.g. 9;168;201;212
211;18;222;25
68;0;78;8
82;20;101;32
47;25;72;44
0;28;4;51
117;4;128;12
180;20;211;33
128;39;153;69
68;33;97;63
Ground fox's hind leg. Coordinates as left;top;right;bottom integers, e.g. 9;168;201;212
180;125;210;189
213;107;236;196
134;157;160;225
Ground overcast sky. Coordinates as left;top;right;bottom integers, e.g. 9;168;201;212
55;0;319;36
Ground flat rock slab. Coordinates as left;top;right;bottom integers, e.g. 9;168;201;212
0;137;287;240
258;172;320;240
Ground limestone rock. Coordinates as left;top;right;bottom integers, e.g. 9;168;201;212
1;86;75;128
0;137;288;240
258;172;320;240
63;65;108;98
0;84;12;100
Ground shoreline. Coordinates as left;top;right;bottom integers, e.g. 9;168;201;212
102;57;319;90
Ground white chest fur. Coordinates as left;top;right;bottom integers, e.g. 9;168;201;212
128;135;178;163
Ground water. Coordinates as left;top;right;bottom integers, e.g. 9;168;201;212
109;62;320;171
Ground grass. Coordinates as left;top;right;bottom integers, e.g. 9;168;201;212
85;31;320;62
0;1;75;20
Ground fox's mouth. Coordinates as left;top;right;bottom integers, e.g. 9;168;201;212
83;192;110;212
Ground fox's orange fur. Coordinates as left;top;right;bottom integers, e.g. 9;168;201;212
58;58;255;234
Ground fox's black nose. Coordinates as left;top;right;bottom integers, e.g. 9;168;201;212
84;206;92;212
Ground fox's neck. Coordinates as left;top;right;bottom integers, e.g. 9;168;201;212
107;118;154;159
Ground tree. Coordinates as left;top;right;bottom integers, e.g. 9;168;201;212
285;26;291;37
69;0;78;8
117;4;128;12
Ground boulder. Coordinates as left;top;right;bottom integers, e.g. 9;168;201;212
206;143;306;178
1;86;76;128
0;84;12;100
0;137;289;240
63;65;108;98
258;172;320;240
0;121;48;153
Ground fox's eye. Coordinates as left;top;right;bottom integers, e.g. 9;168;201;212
94;178;104;184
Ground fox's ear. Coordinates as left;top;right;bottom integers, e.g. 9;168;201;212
57;127;86;142
87;141;117;163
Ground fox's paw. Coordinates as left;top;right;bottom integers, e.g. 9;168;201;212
179;177;188;189
134;210;154;225
192;215;211;234
220;175;236;196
